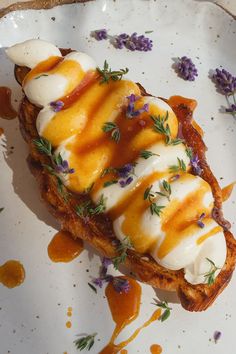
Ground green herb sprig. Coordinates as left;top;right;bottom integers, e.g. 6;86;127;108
150;112;183;146
74;333;97;351
102;122;121;142
144;185;165;216
97;60;129;84
186;147;193;160
140;150;160;159
204;258;221;285
169;157;187;173
152;299;172;322
88;282;97;293
33;138;71;201
156;180;172;201
75;195;106;218
112;236;133;269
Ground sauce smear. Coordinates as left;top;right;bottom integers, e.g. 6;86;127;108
0;87;17;119
222;182;235;202
48;230;83;262
100;277;161;354
0;260;25;288
150;344;162;354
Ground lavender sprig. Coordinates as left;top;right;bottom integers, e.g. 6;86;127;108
74;333;97;351
213;331;222;343
225;103;236;114
212;68;236;96
126;94;149;118
197;212;205;228
113;32;153;51
112;277;130;293
190;154;202;176
175;56;198;81
50;100;64;112
91;29;108;41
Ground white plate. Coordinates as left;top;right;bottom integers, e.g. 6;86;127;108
0;1;236;353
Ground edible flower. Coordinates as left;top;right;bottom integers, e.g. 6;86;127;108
225;103;236;114
212;68;236;96
190;154;202;176
117;163;134;178
92;28;108;40
112;277;130;293
213;330;222;343
113;32;153;51
92;256;131;294
197;212;205;228
126;94;149;118
175;56;198;81
55;159;75;174
119;176;133;188
50;100;64;112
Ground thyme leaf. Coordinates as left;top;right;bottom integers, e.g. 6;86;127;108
169;157;187;173
75;195;106;218
186;146;193;160
150;112;184;145
74;333;97;351
33;137;52;156
102;122;120;142
97;60;129;84
144;185;165;216
103;180;118;187
152;299;172;322
88;282;97;293
140;150;160;159
112;236;133;270
204;258;221;285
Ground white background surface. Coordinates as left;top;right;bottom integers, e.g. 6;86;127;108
0;0;236;353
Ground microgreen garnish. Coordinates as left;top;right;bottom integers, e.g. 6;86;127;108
126;94;149;118
88;282;97;293
186;147;193;160
34;74;49;80
197;212;205;228
156;180;171;201
152;299;172;322
75;195;106;219
150;112;183;145
204;258;221;285
74;333;97;351
97;60;129;84
0;207;4;213
144;185;165;216
169;157;187;173
33;137;52;156
33;138;74;201
112;236;133;269
140;150;159;159
103;180;118;187
102;122;120;142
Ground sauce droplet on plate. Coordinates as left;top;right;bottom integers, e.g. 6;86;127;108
0;260;25;288
100;277;162;354
150;344;162;354
0;87;17;120
66;321;72;329
47;230;83;262
0;127;4;136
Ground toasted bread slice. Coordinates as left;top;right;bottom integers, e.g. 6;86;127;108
14;49;236;311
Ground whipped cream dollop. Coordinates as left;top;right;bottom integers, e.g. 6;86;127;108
6;39;227;285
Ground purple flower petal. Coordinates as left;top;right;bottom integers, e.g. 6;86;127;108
92;29;108;41
176;56;198;81
112;277;130;293
213;331;221;343
212;68;236;95
50;100;64;112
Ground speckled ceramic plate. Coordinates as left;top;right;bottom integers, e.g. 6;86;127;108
0;1;236;353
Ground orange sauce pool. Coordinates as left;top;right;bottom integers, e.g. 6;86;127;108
150;344;162;354
47;230;83;262
99;277;161;354
0;260;25;288
0;87;17;119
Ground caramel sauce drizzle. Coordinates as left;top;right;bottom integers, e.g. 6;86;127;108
47;230;83;263
100;277;161;354
0;87;17;120
0;260;25;288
